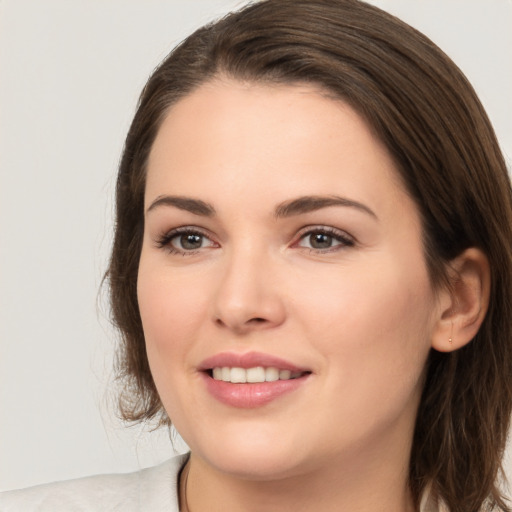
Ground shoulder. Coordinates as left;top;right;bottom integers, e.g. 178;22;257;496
0;453;189;512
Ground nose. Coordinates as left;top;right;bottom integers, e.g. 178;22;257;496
212;248;286;334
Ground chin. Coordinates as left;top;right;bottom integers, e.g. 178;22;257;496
189;429;308;481
208;450;304;481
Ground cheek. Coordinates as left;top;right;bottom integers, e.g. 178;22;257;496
297;256;434;339
137;259;209;384
138;259;206;340
137;261;212;423
293;256;435;401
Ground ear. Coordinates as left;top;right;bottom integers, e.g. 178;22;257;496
431;248;490;353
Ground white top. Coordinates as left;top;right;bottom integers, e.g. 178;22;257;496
0;453;445;511
0;454;189;512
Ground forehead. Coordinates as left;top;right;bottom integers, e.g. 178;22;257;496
146;79;411;217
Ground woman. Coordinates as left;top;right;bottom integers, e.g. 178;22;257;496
2;0;511;511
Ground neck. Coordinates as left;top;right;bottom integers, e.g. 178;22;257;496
184;438;415;512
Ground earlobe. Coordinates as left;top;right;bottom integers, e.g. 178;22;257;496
431;248;490;353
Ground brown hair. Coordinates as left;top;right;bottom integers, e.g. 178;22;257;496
107;1;512;510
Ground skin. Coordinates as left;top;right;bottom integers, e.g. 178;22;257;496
137;79;489;512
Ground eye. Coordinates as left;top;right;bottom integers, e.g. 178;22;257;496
174;233;208;250
296;227;354;251
156;228;217;254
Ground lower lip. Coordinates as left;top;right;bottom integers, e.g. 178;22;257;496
201;373;309;408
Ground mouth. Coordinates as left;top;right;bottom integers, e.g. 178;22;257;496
198;352;312;408
208;366;308;383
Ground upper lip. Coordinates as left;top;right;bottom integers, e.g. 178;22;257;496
198;351;308;373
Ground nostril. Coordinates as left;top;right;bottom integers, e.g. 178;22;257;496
213;310;283;332
215;317;224;326
247;317;268;325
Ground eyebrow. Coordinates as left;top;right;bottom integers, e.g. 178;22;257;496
274;195;377;220
146;194;377;220
146;195;216;216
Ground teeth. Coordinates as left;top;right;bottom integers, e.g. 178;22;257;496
279;369;291;380
230;367;246;383
265;367;279;382
212;366;303;383
221;367;231;381
247;367;265;383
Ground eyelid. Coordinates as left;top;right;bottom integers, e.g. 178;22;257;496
154;225;219;253
154;224;355;254
292;225;356;250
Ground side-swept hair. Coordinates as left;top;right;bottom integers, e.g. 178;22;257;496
107;1;512;510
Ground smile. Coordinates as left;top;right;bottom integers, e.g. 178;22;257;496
211;366;304;383
199;352;312;408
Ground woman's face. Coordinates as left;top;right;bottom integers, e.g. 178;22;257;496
138;80;442;479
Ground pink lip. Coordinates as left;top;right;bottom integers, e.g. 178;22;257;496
198;351;311;409
198;351;305;372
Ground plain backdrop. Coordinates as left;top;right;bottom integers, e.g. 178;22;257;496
1;0;511;492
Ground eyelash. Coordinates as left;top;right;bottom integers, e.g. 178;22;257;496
155;227;215;255
154;225;355;256
294;226;355;252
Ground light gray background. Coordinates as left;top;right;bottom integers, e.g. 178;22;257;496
1;0;511;491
